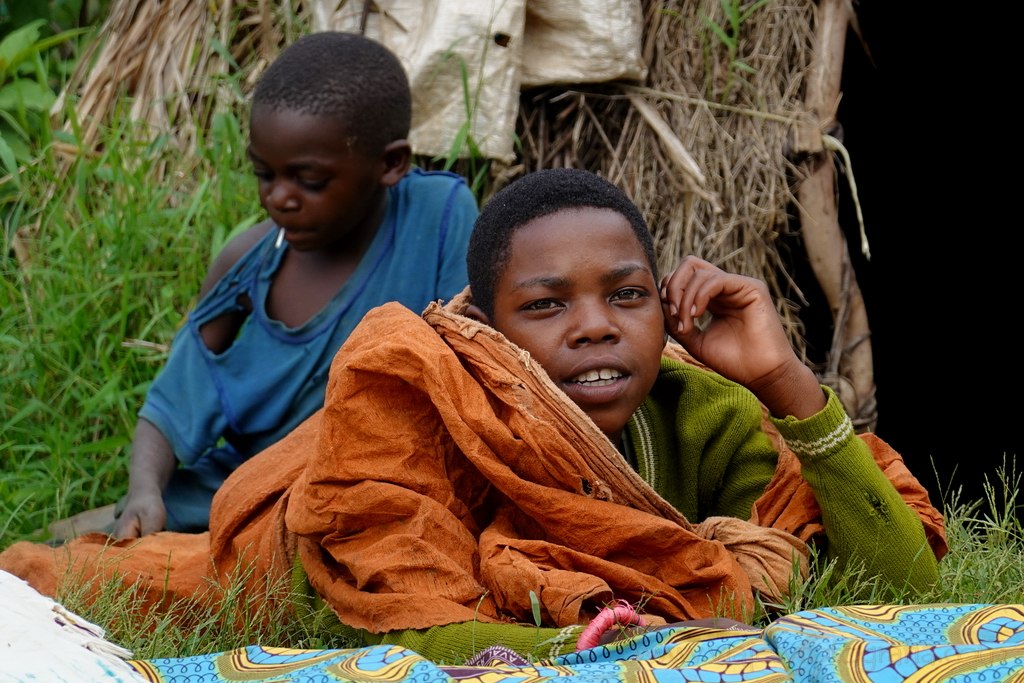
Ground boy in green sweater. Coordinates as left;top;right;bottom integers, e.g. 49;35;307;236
285;166;944;660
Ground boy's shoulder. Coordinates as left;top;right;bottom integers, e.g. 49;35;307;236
655;351;762;408
219;220;276;258
390;167;478;220
199;221;276;296
398;166;471;191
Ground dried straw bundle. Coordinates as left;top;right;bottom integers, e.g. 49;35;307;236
51;1;306;159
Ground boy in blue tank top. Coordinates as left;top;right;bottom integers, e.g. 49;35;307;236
90;31;477;538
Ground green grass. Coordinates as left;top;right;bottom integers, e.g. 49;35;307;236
53;557;348;659
1;102;259;545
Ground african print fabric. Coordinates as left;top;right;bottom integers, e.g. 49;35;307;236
127;603;1024;683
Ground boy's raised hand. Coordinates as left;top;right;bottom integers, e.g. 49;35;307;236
660;256;825;419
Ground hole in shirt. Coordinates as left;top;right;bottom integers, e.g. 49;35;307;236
199;292;253;354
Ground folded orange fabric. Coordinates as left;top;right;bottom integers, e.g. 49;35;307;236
0;530;212;613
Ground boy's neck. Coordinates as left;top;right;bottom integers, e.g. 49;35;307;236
617;431;638;471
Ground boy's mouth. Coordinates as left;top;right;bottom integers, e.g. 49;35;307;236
569;368;624;387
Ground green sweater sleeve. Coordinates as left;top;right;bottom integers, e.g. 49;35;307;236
769;387;939;592
290;556;582;663
367;621;582;663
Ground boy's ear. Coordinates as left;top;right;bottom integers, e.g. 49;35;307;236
463;304;491;326
380;139;412;187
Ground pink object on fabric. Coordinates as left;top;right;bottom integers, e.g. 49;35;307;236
576;600;647;651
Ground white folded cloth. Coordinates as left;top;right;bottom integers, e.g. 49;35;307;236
0;569;147;682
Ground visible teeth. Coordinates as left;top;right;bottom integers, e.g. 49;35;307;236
572;368;623;386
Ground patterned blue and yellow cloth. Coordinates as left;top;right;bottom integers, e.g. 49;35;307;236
128;603;1024;683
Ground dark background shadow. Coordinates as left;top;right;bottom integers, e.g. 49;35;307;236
794;6;1021;515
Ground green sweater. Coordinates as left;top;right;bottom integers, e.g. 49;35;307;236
300;357;939;662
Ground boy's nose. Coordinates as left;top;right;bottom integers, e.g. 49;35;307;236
569;303;621;347
266;183;299;211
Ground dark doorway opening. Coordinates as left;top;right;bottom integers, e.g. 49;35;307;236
796;6;1021;516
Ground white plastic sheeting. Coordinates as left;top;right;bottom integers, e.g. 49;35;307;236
315;0;646;162
0;570;145;683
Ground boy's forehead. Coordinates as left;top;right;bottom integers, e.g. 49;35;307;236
251;106;348;131
502;208;649;278
249;108;363;157
509;207;641;251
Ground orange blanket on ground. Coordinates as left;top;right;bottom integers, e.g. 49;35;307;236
0;299;947;631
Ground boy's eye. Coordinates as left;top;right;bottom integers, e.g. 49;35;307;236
298;177;328;191
522;299;561;312
611;287;647;302
250;167;327;191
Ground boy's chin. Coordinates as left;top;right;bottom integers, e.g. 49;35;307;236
596;423;629;449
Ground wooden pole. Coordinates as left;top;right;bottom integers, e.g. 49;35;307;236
793;0;877;431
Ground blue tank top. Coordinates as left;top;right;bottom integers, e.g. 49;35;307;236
139;168;477;471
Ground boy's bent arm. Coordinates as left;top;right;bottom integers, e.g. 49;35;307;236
770;389;941;592
661;258;940;589
113;418;177;539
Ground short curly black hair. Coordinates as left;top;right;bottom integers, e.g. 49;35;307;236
252;31;411;153
467;168;658;319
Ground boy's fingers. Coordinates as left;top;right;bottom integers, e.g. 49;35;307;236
114;513;141;540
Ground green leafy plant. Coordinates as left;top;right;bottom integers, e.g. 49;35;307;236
0;18;88;180
528;589;542;649
441;48;490;193
423;4;522;204
424;45;493;203
700;0;769;103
